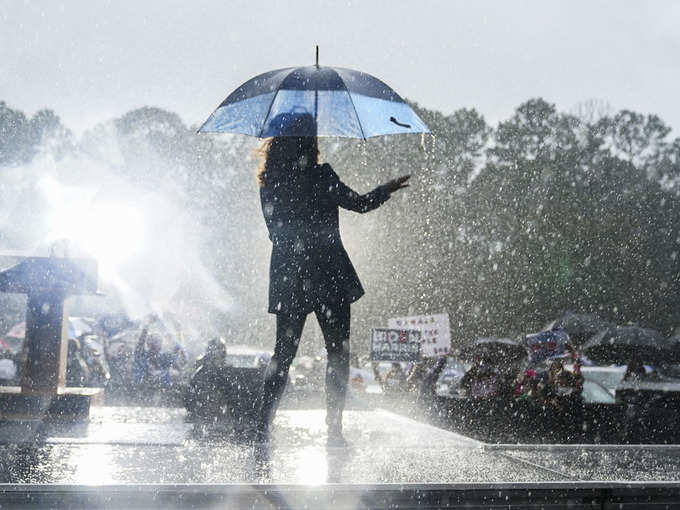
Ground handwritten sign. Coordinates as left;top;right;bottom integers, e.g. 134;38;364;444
371;329;421;361
388;313;451;357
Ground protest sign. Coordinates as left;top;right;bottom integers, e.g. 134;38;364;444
526;329;570;364
388;313;451;357
371;329;421;361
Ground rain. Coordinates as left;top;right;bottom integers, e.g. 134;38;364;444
2;1;680;508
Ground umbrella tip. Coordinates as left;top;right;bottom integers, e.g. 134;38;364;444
316;45;319;67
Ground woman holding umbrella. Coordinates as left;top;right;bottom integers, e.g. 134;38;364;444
198;53;430;446
255;112;409;446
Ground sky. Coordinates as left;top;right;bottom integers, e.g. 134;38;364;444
2;0;680;135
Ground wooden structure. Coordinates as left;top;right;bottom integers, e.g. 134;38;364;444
0;256;103;421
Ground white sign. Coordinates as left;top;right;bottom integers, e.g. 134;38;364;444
388;313;451;357
370;329;421;361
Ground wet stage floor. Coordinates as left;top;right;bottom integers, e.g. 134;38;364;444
2;403;680;485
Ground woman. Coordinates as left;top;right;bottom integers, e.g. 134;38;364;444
256;112;409;446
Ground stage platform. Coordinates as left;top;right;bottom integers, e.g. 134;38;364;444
1;405;680;508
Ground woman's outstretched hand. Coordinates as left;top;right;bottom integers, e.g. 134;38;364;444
385;175;411;194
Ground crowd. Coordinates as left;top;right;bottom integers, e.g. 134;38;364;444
370;357;448;404
2;310;678;443
0;311;269;433
0;313;189;403
365;326;680;444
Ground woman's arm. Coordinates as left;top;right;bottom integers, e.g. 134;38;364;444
322;163;410;213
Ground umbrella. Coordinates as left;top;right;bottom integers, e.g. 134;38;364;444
582;326;668;365
5;318;94;339
457;337;528;363
198;47;430;139
542;312;615;346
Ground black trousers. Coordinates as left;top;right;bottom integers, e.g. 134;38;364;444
259;301;351;432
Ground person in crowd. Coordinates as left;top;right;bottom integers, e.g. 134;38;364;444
544;360;564;401
254;112;410;447
620;354;655;442
348;353;367;392
543;360;584;438
350;371;365;392
134;316;187;390
405;358;431;392
105;335;135;392
0;357;17;385
66;337;89;386
372;361;409;394
78;334;110;387
459;355;513;399
0;341;20;385
414;356;448;405
515;367;540;400
186;337;229;419
566;343;584;391
623;354;646;382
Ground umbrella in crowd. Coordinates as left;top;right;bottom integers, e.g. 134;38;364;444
582;326;669;365
0;321;25;354
199;47;429;139
1;317;94;355
457;337;528;363
542;312;615;346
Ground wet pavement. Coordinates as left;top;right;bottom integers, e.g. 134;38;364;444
493;444;680;481
1;400;680;485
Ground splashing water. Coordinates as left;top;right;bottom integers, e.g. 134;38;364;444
0;150;234;342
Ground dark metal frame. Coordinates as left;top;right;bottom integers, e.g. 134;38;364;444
1;482;680;509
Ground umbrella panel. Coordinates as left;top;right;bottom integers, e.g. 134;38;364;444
202;89;427;139
543;313;615;346
200;92;277;137
583;328;669;365
584;344;667;365
261;90;363;138
350;94;430;138
199;66;430;139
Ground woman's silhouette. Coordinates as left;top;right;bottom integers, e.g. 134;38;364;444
256;112;409;446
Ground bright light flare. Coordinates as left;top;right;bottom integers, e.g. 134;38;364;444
53;202;144;266
41;176;146;278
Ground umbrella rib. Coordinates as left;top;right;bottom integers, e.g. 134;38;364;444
257;72;290;139
339;75;367;141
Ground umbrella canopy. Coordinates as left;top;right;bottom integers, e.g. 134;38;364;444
4;318;93;342
457;337;528;363
582;326;668;365
199;55;429;139
542;312;615;346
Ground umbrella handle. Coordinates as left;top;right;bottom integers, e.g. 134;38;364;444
390;117;411;128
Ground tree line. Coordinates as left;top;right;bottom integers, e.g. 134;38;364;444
1;98;679;350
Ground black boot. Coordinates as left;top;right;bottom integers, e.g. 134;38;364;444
326;413;349;448
252;417;270;446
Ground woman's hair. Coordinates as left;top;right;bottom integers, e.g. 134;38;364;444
256;136;319;187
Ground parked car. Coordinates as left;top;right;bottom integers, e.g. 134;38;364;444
224;344;271;368
580;366;626;393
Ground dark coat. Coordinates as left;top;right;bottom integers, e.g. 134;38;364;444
260;162;390;315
